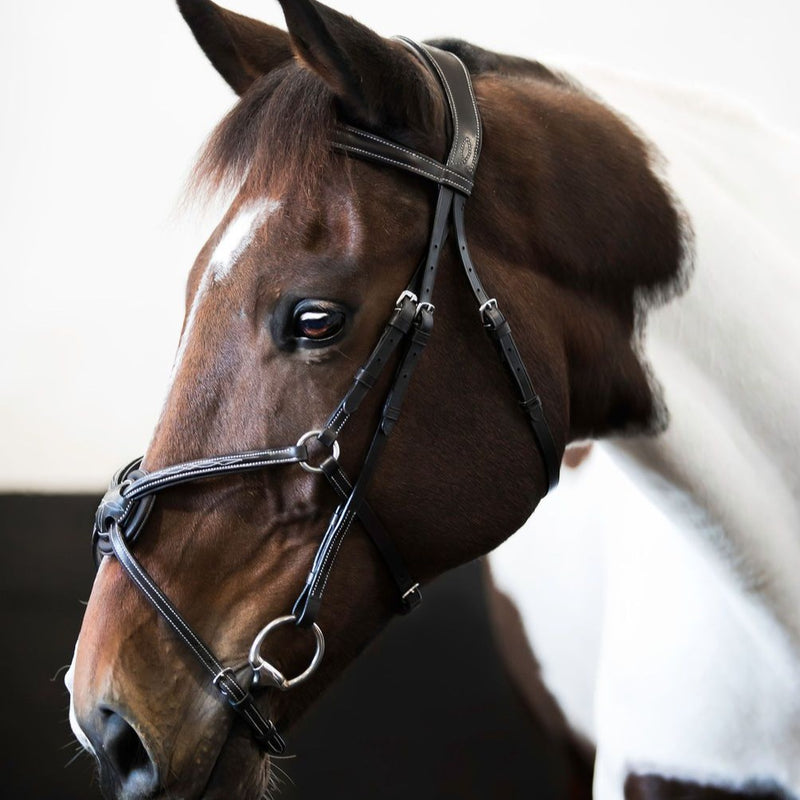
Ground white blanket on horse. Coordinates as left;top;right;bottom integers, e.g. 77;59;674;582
490;64;800;799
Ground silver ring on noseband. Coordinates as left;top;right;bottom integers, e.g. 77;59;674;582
297;429;341;474
249;615;325;690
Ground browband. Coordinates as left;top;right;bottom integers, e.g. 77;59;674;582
332;126;474;195
331;37;482;196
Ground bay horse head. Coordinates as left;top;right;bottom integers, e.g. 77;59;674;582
67;1;687;797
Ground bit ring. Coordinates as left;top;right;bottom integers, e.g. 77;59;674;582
248;615;325;690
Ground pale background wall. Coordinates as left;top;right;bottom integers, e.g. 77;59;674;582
1;0;798;491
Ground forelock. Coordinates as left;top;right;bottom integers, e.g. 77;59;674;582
190;63;344;205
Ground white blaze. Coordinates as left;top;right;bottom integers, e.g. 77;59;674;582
209;198;281;282
169;198;281;383
65;639;96;757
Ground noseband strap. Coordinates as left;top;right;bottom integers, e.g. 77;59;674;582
90;41;560;754
106;500;286;754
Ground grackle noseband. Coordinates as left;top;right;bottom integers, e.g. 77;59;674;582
91;39;560;755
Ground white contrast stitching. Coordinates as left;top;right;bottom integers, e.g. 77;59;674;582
333;143;472;193
114;532;221;674
342;126;446;171
334;143;471;191
424;51;461;164
341;126;471;188
317;509;357;596
129;455;300;500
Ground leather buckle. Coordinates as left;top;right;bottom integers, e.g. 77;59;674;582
479;297;498;322
395;290;418;309
399;582;422;613
212;667;239;698
214;668;287;755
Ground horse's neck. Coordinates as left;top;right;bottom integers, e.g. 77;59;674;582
563;63;800;641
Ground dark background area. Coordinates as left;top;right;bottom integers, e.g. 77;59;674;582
1;495;567;799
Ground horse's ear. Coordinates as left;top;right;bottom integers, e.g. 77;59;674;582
177;0;294;95
276;0;440;135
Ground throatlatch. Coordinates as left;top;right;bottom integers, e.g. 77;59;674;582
91;40;560;754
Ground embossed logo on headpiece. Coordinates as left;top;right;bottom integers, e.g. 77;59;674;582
460;136;474;166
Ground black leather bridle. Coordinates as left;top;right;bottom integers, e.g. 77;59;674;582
91;40;560;756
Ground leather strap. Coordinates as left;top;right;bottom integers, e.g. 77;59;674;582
452;193;560;490
331;126;473;195
332;39;482;201
108;523;285;754
320;457;421;612
419;186;454;305
93;446;309;563
293;82;468;626
125;446;307;500
481;304;560;491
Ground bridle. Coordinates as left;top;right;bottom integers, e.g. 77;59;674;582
90;39;560;756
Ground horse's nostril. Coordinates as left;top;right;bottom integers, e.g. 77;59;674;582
98;708;160;796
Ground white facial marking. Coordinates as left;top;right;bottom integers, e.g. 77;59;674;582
65;639;96;757
168;269;211;386
168;197;281;385
209;198;281;282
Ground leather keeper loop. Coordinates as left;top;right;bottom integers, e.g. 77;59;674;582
381;406;402;435
221;688;251;711
389;303;416;333
521;395;544;417
355;366;376;387
317;428;337;448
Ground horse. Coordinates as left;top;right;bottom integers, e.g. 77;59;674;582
64;1;800;798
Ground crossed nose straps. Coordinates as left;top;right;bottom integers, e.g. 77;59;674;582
93;451;313;755
90;40;560;755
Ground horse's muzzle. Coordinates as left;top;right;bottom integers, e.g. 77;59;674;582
84;706;160;800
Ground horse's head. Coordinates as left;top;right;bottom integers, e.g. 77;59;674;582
68;1;687;797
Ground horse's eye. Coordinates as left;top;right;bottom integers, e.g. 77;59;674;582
292;301;347;344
